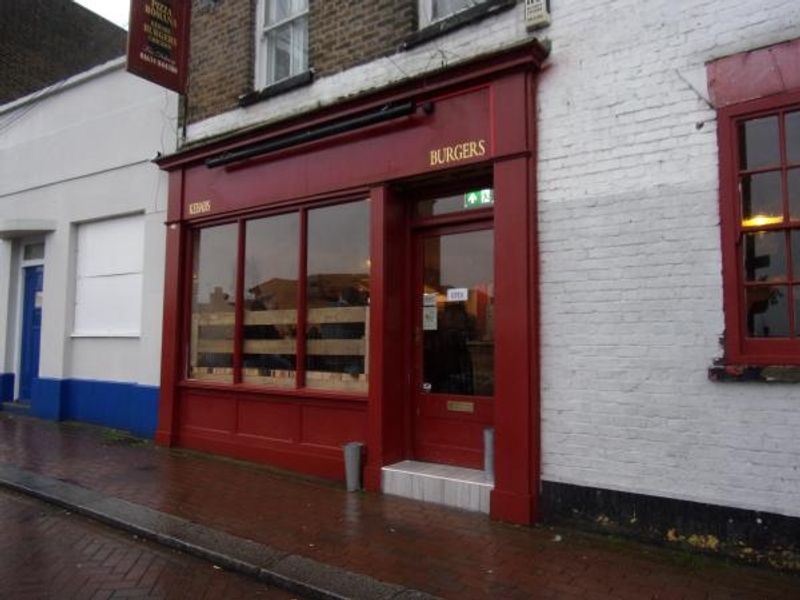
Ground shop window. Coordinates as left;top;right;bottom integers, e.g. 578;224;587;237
306;201;370;392
189;224;238;382
243;213;299;387
255;0;308;90
418;0;487;27
73;215;144;337
187;199;370;393
719;93;800;363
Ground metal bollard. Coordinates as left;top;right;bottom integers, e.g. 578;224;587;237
484;428;495;479
343;441;364;492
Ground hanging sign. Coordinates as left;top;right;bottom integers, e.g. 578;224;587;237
127;0;191;94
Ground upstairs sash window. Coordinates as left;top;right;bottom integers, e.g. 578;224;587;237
256;0;308;89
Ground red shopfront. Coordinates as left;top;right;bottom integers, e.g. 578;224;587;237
156;41;546;524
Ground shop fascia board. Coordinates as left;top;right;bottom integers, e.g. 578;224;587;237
156;38;549;171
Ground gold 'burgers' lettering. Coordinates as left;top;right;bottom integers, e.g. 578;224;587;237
430;139;487;167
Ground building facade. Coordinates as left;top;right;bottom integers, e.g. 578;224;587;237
0;0;127;104
155;0;799;559
0;59;178;436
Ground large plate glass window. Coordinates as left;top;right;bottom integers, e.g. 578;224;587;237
306;201;370;392
186;200;370;393
243;213;299;386
189;224;238;383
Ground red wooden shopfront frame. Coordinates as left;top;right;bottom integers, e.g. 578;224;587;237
156;41;547;524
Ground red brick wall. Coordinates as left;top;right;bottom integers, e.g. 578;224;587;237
186;0;417;124
186;0;255;124
309;0;416;77
0;0;126;104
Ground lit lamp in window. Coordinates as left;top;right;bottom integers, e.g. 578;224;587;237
741;214;783;227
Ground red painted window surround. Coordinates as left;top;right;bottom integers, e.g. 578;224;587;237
711;39;800;365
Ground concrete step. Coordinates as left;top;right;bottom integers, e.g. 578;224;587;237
381;460;493;514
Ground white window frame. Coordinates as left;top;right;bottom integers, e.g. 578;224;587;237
72;214;145;338
254;0;309;90
418;0;485;28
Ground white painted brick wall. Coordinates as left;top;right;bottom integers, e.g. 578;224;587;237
185;1;800;518
538;0;800;517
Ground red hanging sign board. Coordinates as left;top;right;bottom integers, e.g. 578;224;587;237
127;0;190;94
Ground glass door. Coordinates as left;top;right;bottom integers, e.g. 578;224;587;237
413;223;494;468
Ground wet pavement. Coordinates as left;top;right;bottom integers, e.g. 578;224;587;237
0;413;799;600
0;487;297;599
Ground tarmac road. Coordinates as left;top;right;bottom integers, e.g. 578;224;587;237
0;488;301;600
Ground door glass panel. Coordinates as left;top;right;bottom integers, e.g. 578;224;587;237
189;224;238;382
305;200;370;392
422;229;494;396
23;243;44;261
243;213;299;387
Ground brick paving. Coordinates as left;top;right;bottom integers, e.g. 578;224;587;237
0;487;296;599
0;413;799;600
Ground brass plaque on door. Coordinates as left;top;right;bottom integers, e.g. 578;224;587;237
447;400;475;413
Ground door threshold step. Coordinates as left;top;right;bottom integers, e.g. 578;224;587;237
381;460;493;514
1;402;31;415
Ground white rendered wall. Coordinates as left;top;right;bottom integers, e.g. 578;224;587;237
0;60;177;387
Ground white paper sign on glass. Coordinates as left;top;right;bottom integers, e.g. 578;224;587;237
423;306;438;330
446;288;468;302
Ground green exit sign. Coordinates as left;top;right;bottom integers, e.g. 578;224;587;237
464;189;494;209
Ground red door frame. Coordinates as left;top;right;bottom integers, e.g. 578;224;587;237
155;42;546;524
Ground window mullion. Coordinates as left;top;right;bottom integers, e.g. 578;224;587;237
233;219;246;384
296;209;308;388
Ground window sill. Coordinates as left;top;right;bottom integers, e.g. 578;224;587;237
708;364;800;383
402;0;517;51
238;70;315;108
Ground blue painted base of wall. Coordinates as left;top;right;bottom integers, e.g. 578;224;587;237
0;373;14;402
31;378;159;438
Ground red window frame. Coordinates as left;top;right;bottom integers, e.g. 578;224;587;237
718;89;800;365
183;195;370;394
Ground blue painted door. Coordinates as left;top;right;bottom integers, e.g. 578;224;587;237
19;265;43;400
